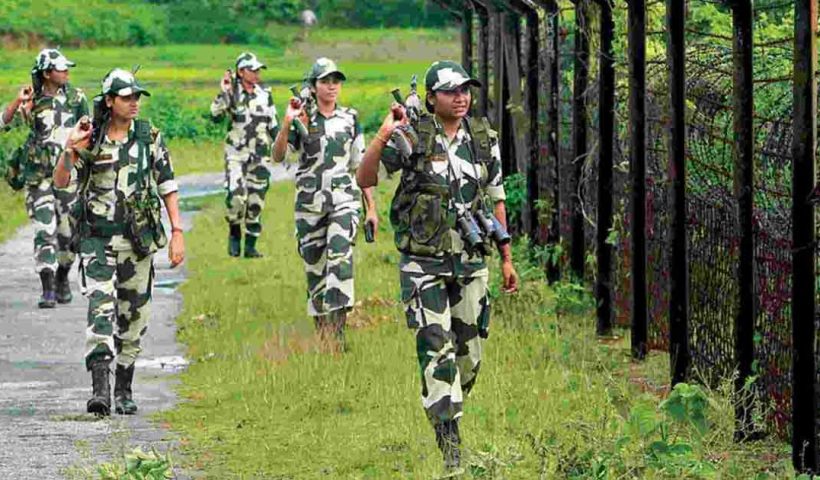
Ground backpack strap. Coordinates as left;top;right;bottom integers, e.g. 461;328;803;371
133;119;154;193
411;114;437;172
466;116;492;165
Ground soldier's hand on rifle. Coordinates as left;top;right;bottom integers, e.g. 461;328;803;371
286;97;308;125
18;86;33;104
377;103;407;137
66;116;93;152
221;70;233;94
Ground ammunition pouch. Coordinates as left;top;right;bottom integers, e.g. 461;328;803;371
5;141;28;191
391;182;454;257
125;192;166;259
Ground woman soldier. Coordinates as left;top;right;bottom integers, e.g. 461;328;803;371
55;69;185;416
1;49;88;308
356;60;518;473
210;52;279;258
272;58;377;346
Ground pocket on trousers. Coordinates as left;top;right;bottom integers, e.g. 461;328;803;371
401;281;425;329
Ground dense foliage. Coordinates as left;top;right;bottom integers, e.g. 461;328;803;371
1;0;449;46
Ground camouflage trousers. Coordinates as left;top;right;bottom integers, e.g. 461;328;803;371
80;237;153;370
24;178;78;273
400;268;490;425
225;157;271;237
295;206;359;316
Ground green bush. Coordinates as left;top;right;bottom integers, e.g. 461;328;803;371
0;0;168;46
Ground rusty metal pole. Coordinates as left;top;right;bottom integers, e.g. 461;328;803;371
628;0;648;359
792;0;818;472
596;0;614;336
571;0;589;280
731;0;756;441
667;0;689;385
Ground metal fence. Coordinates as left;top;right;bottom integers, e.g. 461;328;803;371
433;0;819;472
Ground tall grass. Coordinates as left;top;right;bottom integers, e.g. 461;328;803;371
161;180;794;478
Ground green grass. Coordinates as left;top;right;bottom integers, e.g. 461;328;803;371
0;183;27;243
162;179;795;479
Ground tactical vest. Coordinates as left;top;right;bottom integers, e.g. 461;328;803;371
20;85;86;185
389;115;493;257
76;119;166;257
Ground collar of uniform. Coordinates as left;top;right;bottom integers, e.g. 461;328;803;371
240;83;260;99
38;85;67;100
433;116;469;147
314;104;343;120
103;120;136;146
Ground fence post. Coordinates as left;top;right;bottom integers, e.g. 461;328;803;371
527;10;542;244
667;0;689;385
792;0;818;472
571;0;589;280
462;7;474;76
596;0;615;336
731;0;756;441
475;4;490;117
628;0;648;358
542;0;561;283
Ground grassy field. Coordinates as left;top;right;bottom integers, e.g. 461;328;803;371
160;179;795;479
0;28;459;242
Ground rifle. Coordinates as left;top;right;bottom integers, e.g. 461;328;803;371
288;83;313;139
388;75;422;157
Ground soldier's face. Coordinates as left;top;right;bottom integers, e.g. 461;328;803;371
108;93;141;120
45;69;69;86
314;76;342;104
431;86;471;120
239;68;261;85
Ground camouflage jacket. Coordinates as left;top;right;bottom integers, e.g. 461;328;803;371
288;105;365;214
74;120;177;251
15;86;89;185
381;116;506;277
210;83;279;162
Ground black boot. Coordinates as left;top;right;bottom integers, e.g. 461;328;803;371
114;363;138;415
228;224;241;257
38;270;56;309
87;359;111;416
244;235;262;258
55;265;72;304
329;309;348;346
435;420;462;472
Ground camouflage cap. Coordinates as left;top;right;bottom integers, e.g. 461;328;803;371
308;57;346;83
32;48;75;73
236;52;266;71
100;69;151;97
424;60;481;92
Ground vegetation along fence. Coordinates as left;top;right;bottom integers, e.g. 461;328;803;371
430;0;819;473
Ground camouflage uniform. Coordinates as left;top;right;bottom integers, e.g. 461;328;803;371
288;58;364;317
73;70;177;371
381;62;505;428
23;50;88;275
210;53;279;243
